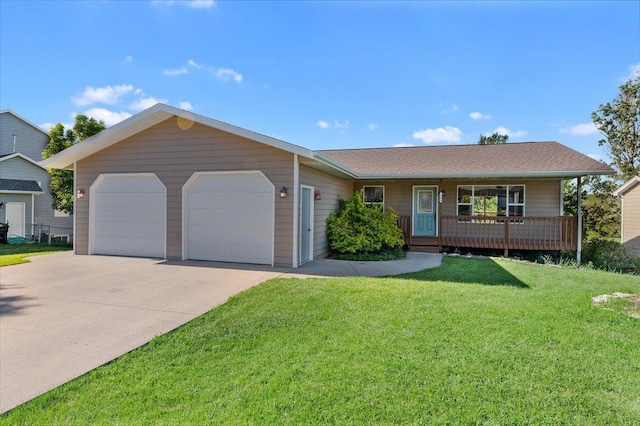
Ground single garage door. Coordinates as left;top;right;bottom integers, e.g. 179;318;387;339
90;173;166;258
183;171;274;265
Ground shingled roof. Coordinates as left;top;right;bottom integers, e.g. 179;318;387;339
0;178;43;193
316;141;614;179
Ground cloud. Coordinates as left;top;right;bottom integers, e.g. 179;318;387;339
470;111;491;120
393;143;414;147
179;101;193;110
130;96;168;111
72;84;134;106
82;108;132;127
163;67;188;76
215;68;243;83
628;63;640;80
152;0;215;9
334;120;350;129
368;123;378;131
488;126;526;138
124;55;133;63
559;123;597;135
187;59;202;69
587;153;602;161
317;120;330;129
413;126;463;144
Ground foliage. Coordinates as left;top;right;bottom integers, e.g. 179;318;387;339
582;238;640;274
592;72;640;182
563;177;620;239
4;257;640;424
326;190;404;255
477;132;509;144
42;115;105;214
334;246;406;261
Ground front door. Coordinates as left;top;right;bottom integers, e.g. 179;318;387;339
6;202;26;238
413;187;437;237
300;186;314;264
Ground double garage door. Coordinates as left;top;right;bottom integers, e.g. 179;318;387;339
90;172;274;265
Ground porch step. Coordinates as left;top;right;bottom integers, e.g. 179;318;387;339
409;245;440;254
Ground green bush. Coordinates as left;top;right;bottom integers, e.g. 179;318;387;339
582;238;640;274
326;190;405;255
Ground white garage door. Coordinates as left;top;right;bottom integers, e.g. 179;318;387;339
90;173;166;258
183;171;274;265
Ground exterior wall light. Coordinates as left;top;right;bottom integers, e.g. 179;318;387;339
279;187;288;198
314;190;321;200
438;190;445;204
77;189;85;199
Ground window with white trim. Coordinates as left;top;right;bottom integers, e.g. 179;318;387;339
457;185;525;217
363;186;384;208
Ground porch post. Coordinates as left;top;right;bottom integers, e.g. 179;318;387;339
576;176;583;264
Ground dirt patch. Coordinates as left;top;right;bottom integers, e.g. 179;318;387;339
591;292;640;319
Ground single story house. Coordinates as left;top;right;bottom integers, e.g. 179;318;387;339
614;176;640;256
42;104;614;267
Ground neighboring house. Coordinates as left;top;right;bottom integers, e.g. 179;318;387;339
614;176;640;257
42;104;614;267
0;110;73;240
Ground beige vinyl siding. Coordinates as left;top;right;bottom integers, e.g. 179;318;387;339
299;165;354;259
354;179;562;218
75;117;295;266
621;183;640;256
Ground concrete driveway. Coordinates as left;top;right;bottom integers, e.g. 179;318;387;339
0;251;441;413
0;252;287;413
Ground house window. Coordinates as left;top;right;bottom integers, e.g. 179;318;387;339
363;186;384;208
457;185;525;218
54;209;70;218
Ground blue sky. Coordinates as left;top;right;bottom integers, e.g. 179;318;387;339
1;1;638;160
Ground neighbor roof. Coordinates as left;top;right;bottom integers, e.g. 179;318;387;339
0;178;43;193
614;176;640;196
41;104;315;169
315;142;615;179
0;152;46;169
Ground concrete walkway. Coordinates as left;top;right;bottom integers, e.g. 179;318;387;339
0;251;441;413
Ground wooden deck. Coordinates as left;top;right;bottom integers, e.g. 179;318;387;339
398;215;578;256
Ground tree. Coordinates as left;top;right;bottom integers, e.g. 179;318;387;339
477;132;509;144
42;114;105;214
591;73;640;181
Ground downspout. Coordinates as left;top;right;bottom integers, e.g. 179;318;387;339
292;154;299;268
31;193;35;237
576;176;582;264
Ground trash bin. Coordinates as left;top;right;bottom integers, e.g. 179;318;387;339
0;223;8;244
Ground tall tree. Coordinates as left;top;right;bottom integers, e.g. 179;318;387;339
591;73;640;181
42;114;105;214
477;132;509;144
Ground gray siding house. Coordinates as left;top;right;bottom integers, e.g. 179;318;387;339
42;104;614;267
0;110;73;240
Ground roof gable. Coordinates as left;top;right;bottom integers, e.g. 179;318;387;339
41;104;315;169
0;153;46;170
614;176;640;196
0;109;50;137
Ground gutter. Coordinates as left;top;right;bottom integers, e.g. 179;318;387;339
340;169;616;180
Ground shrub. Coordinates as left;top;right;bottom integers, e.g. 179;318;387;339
326;190;405;255
582;238;640;274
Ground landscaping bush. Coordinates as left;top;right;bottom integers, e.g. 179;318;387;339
582;238;640;274
326;190;405;258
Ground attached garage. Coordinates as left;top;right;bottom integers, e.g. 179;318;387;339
183;171;275;265
89;173;166;258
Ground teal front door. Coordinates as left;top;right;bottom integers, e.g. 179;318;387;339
413;187;437;237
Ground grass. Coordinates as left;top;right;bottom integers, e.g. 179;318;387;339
2;257;640;424
0;243;72;267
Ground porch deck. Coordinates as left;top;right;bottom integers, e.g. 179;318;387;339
398;215;578;256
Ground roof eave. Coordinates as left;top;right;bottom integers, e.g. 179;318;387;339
0;153;46;169
350;170;616;180
614;176;640;196
0;190;43;195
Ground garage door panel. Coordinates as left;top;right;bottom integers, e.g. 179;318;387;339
184;172;274;265
91;174;166;258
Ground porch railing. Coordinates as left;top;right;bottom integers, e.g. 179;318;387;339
398;215;578;255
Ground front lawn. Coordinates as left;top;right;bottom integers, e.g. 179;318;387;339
3;257;639;424
0;243;72;267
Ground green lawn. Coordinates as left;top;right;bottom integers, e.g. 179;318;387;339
0;243;72;267
2;257;639;424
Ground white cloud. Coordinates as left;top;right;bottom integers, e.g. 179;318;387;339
130;96;168;111
334;120;350;129
489;126;526;138
451;104;458;111
559;123;597;135
215;68;243;83
179;101;193;110
587;153;602;161
470;111;491;120
317;120;330;129
368;123;378;131
72;84;134;106
187;59;202;69
628;63;640;80
393;143;414;147
124;55;133;63
163;67;188;76
413;126;463;144
185;0;215;8
82;108;132;127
